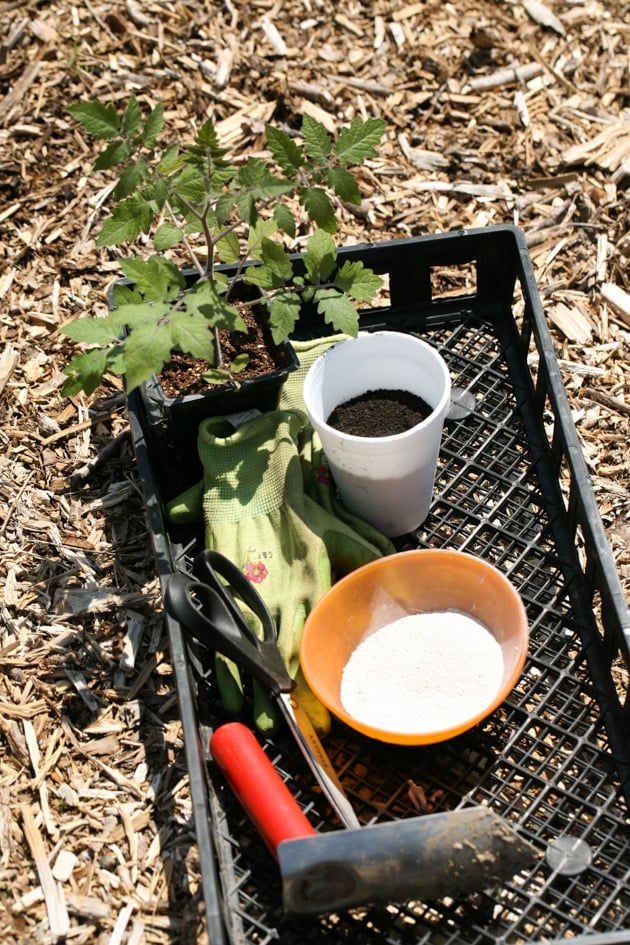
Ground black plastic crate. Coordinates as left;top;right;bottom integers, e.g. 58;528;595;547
127;226;630;945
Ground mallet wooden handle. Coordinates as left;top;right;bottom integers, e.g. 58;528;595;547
210;722;317;857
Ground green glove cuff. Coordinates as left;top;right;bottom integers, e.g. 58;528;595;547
280;335;349;414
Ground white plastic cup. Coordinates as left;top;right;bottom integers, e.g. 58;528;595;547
303;331;451;536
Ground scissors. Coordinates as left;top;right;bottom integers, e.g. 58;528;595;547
164;548;360;829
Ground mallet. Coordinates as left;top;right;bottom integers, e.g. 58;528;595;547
210;722;537;916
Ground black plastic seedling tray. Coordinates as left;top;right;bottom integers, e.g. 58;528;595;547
127;226;630;945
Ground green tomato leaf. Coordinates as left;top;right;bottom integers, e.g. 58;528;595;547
333;260;383;303
123;322;174;392
96;196;152;246
111;282;142;306
236;191;256;226
265;124;303;176
202;367;232;386
236;158;268;188
259;237;293;281
242;241;292;290
273;203;295;238
216;231;241;265
121;94;142;137
105;345;126;377
230;352;250;373
215;192;236;226
183;280;247;333
142;103;165;149
334;117;387;165
118;257;185;302
303;229;337;283
299;187;336;232
314;288;359;336
169;312;217;363
323;166;361;205
238;159;295;199
242;265;275;291
158;142;182;174
302;114;332;163
213;271;229;293
172;165;208;206
195;116;228;160
113;160;150;200
67;101;121;140
144;177;169;211
109;300;171;331
93;139;130;172
62;348;113;396
268;290;302;344
153;222;183;251
60;313;124;344
247;218;278;257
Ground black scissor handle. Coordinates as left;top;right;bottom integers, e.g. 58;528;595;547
164;551;292;696
192;549;277;644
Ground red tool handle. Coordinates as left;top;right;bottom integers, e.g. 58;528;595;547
210;722;317;857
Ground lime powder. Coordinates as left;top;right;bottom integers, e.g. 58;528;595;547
340;611;504;733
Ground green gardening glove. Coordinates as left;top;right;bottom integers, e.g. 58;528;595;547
280;335;396;558
170;409;388;734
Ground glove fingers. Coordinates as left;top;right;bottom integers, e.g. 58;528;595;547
280;336;349;413
325;531;389;577
215;653;245;716
293;668;331;738
275;600;310;678
166;480;203;523
320;483;395;556
252;680;280;735
298;436;396;559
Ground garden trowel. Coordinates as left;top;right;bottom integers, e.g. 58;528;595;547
210;721;538;916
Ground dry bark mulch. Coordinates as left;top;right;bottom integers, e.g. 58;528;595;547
1;1;629;943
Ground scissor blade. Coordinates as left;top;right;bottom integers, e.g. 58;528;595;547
276;692;361;830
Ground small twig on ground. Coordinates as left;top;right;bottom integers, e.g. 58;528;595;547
69;428;131;485
583;389;630;417
40;410;124;447
0;469;35;539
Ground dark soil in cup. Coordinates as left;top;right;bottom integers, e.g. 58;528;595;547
327;388;433;437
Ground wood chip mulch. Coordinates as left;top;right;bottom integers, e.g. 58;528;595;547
1;1;628;942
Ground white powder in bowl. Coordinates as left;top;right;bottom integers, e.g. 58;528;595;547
340;611;504;734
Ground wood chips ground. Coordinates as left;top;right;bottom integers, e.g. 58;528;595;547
0;1;629;943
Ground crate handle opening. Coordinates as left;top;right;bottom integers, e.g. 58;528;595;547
430;260;477;301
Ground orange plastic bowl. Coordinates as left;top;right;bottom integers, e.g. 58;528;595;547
300;550;529;745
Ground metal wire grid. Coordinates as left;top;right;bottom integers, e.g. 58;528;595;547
164;312;630;945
